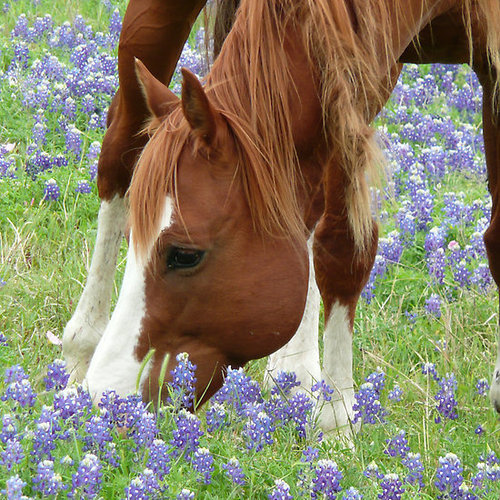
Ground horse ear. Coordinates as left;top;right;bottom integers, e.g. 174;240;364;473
134;58;179;119
181;68;217;145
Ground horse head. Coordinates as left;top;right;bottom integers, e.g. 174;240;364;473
84;61;309;407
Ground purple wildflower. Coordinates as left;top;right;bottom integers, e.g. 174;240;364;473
342;487;363;499
311;379;335;402
475;378;489;396
244;410;274;451
434;373;458;421
53;385;92;425
301;446;320;464
0;439;24;471
170;409;203;458
269;479;293;500
271;371;301;396
43;179;60;201
146;439;171;480
169;352;197;409
378;473;405;500
388;385;403;402
402;452;425;489
421;362;439;381
425;294;442;318
176;489;195;500
206;402;228;432
0;414;17;443
75;180;91;194
384;430;410;458
2;475;26;499
70;453;102;499
2;378;36;408
365;369;386;394
192;447;214;484
435;453;463;498
311;459;343;499
44;359;70;391
364;462;384;480
124;468;161;499
222;457;246;486
33;460;65;496
353;383;387;425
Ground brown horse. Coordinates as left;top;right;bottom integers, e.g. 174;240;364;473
63;0;500;436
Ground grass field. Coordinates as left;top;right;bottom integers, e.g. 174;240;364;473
0;1;499;498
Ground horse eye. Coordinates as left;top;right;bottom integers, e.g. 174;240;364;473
167;248;205;270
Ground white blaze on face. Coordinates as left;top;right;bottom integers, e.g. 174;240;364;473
84;197;174;402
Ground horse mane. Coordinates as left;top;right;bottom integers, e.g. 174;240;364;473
129;0;500;258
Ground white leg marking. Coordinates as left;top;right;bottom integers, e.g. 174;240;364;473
84;197;173;402
63;195;126;382
318;302;357;438
265;236;321;391
490;327;500;413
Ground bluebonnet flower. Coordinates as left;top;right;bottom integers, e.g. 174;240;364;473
365;369;386;394
192;447;214;484
2;378;36;408
65;125;82;157
169;352;197;409
425;226;446;254
244;410;274;451
474;425;483;435
342;487;363;499
83;412;113;455
384;430;410;458
214;366;263;416
33;406;67;461
311;379;334;402
206;402;228;432
362;255;387;303
269;479;293;500
129;409;157;451
87;141;101;161
33;460;65;496
301;446;319;463
285;392;314;438
44;359;70;391
434;373;458;421
0;332;7;345
311;459;343;499
2;474;26;499
75;179;91;194
4;365;26;384
364;462;384;480
421;362;439;381
378;473;405;499
124;468;160;499
435;453;464;498
109;9;122;38
0;439;24;471
475;378;489;396
388;385;403;402
70;453;102;499
271;371;301;396
353;382;386;425
222;457;246;486
425;293;442;318
379;231;403;263
176;489;195;499
0;414;18;443
402;452;425;489
170;409;203;458
54;385;92;425
43;178;60;201
89;160;98;181
427;248;446;284
146;439;171;480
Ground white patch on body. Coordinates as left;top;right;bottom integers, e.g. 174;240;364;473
490;331;500;413
265;236;321;391
318;302;356;439
84;197;173;402
63;195;126;382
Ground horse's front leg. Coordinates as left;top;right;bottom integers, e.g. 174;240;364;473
312;170;378;439
62;0;207;382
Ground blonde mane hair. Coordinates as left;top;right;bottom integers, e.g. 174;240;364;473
129;0;500;257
